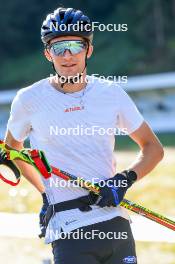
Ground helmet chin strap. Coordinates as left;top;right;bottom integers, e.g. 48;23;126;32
51;41;89;89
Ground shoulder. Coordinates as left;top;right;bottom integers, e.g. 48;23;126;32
87;75;127;98
13;78;49;111
17;78;49;99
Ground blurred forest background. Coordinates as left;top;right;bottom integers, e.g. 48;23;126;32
2;0;175;89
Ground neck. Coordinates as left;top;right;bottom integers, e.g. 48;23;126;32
50;72;88;93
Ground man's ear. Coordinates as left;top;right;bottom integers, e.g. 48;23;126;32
44;49;53;62
87;44;93;59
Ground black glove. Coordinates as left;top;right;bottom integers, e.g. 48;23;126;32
94;171;137;208
39;192;49;238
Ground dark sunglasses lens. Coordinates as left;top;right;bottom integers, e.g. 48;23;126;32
69;41;86;54
50;41;86;56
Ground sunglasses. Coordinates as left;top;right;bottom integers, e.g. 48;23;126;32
48;40;87;56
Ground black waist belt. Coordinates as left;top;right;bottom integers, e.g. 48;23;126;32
44;194;98;228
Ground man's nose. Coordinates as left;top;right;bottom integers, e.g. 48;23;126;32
63;49;72;58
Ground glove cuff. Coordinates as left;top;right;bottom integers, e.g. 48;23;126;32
112;170;137;189
121;170;137;187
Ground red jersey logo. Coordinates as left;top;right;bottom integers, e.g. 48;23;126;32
64;106;84;112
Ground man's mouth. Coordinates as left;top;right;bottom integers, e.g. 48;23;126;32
62;64;76;68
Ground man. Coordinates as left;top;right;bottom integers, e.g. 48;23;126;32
5;7;164;264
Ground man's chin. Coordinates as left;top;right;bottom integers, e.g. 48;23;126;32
58;72;81;80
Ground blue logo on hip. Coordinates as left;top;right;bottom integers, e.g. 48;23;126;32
123;256;137;263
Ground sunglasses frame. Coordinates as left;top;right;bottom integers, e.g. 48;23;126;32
47;39;87;56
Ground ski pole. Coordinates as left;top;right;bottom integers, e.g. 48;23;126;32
0;140;175;231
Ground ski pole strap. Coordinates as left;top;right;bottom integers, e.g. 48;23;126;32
30;149;52;179
0;141;38;186
0;161;21;187
0;142;21;186
0;140;52;184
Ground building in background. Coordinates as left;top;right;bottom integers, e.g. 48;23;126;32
123;72;175;132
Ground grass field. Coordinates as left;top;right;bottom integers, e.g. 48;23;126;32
0;144;175;263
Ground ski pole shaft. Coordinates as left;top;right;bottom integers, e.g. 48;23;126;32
51;165;175;231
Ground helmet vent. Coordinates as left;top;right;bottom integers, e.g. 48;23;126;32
59;11;65;21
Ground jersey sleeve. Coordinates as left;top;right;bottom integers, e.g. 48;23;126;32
6;92;32;142
116;86;144;134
